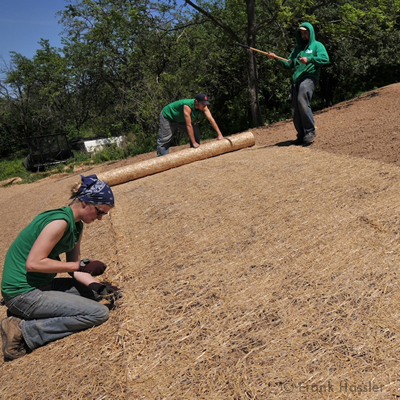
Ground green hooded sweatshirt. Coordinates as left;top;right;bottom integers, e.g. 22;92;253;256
276;22;329;83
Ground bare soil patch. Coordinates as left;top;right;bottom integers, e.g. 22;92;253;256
1;83;400;399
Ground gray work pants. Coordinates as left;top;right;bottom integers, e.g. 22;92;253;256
3;278;109;350
157;111;200;156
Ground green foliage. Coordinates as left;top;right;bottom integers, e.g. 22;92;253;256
0;134;155;184
0;156;72;184
0;158;28;181
1;0;400;162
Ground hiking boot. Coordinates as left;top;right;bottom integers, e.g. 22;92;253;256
1;317;27;360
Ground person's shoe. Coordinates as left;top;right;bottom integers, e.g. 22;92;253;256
1;317;27;361
303;132;315;145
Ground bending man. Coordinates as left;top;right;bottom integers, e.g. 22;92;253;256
157;93;224;156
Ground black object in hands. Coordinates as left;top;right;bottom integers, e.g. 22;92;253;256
89;282;122;301
78;259;107;276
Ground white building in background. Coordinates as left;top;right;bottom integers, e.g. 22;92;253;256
83;136;124;153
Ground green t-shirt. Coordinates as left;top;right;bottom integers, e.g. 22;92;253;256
162;99;202;123
1;206;83;298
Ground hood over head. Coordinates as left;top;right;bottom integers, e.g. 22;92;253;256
295;22;315;46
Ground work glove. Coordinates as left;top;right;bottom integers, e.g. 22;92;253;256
88;282;122;302
78;259;107;276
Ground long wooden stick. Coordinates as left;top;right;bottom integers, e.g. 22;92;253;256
237;43;289;62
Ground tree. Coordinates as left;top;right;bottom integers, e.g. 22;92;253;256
2;0;400;160
59;0;201;138
5;41;70;136
182;0;266;126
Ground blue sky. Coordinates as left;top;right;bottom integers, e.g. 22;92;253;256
0;0;68;66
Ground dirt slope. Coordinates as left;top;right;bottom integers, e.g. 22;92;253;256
91;82;400;169
254;83;400;165
1;83;400;399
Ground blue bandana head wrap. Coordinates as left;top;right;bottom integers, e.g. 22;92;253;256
71;174;114;206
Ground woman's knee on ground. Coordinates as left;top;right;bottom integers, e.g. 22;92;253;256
92;303;110;326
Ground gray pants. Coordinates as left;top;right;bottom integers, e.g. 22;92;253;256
157;111;200;156
3;278;109;350
291;78;317;142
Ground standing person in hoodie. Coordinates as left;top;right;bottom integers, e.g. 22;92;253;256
268;22;329;145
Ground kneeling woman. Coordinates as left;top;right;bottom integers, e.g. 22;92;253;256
1;174;118;361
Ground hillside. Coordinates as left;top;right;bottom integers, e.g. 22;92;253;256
1;83;400;399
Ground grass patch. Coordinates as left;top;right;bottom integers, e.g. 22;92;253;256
0;138;156;185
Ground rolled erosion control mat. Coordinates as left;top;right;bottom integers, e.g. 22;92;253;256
99;131;255;186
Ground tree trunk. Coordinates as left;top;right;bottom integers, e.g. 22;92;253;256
246;51;263;127
246;0;263;127
184;0;264;127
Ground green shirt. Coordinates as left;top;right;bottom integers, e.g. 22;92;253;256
162;99;202;123
1;207;83;298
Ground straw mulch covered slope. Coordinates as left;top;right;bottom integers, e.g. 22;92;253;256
1;83;400;399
